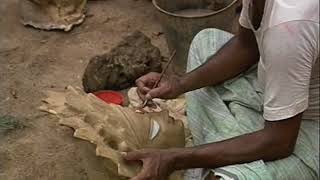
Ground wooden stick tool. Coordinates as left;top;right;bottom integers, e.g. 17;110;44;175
142;50;176;108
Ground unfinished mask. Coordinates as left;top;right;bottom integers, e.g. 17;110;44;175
39;86;185;178
128;87;187;125
19;0;87;31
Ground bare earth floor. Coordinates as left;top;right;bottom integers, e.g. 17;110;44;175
0;0;169;179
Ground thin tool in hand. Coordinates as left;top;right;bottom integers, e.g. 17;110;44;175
142;50;177;108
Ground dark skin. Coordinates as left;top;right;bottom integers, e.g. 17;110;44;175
123;1;303;180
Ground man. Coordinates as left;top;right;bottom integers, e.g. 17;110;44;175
124;0;319;179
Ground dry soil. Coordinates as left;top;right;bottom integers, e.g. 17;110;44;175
0;0;168;179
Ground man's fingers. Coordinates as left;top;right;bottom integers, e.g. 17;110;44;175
145;93;152;100
130;160;152;180
136;73;161;87
141;87;151;94
148;87;166;99
136;72;160;84
136;80;147;91
123;151;146;161
130;169;150;180
136;78;152;93
136;72;166;100
137;90;147;101
130;175;144;180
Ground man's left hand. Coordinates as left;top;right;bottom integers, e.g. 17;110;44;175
123;149;176;180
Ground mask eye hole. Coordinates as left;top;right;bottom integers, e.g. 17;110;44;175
149;120;160;140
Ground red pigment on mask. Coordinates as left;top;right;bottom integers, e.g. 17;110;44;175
93;91;124;105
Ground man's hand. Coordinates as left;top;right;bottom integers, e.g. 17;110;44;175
123;149;177;180
135;72;184;100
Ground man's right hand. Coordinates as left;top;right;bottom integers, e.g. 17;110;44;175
135;72;184;101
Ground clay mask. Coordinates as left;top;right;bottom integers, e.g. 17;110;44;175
40;86;185;178
19;0;87;31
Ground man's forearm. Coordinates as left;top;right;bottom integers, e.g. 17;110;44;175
180;29;259;93
171;125;297;170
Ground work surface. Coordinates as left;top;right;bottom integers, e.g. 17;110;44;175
0;0;169;179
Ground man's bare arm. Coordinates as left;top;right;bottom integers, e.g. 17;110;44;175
123;114;302;180
172;114;302;170
180;26;260;93
136;26;260;100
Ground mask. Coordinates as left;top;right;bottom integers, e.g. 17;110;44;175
19;0;87;31
39;86;185;178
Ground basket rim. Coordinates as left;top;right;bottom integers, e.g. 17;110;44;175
152;0;239;19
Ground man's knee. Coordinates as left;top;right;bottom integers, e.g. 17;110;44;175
187;28;233;72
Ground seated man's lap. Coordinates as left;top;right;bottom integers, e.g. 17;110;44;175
184;28;318;180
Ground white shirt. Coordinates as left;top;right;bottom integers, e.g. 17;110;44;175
239;0;319;121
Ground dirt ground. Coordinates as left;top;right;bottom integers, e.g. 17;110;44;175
0;0;169;179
